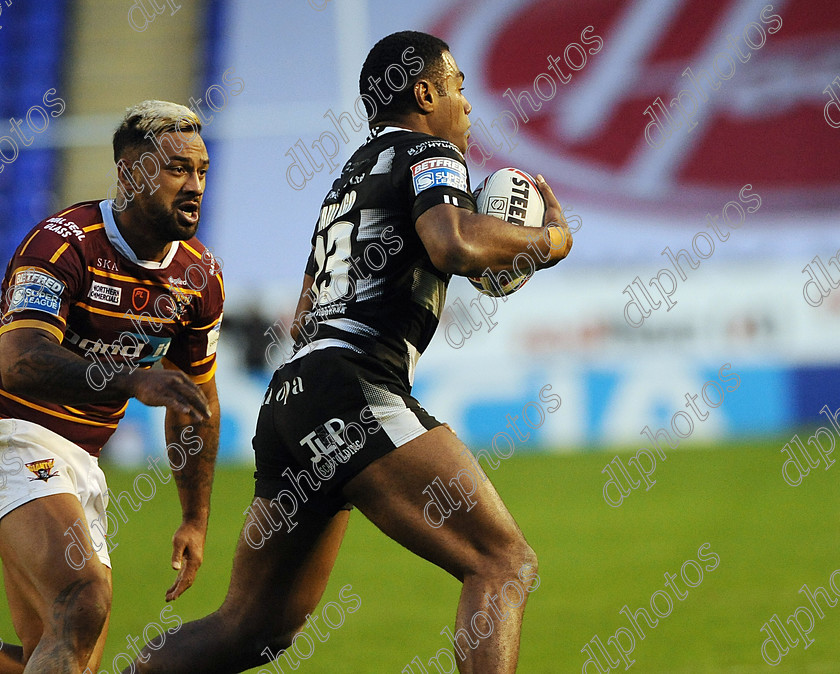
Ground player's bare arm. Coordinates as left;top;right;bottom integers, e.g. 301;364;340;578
398;48;572;277
289;273;316;343
0;327;211;420
161;363;221;602
415;177;573;276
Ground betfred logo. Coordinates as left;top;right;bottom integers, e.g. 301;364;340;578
13;267;64;295
411;157;468;194
438;0;840;214
411;158;462;176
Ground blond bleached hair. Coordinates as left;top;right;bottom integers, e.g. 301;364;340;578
112;99;202;162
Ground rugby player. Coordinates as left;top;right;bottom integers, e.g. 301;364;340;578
126;32;572;674
0;100;224;673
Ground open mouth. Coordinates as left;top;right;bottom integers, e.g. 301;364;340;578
177;202;200;225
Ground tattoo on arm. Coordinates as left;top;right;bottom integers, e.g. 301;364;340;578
167;401;220;524
4;335;132;403
11;340;91;392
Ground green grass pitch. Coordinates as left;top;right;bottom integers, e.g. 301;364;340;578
2;436;839;673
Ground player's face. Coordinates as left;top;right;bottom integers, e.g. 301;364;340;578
128;131;209;243
430;51;472;153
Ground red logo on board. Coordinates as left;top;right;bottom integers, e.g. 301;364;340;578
436;0;840;215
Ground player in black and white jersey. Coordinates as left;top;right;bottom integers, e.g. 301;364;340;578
126;31;572;674
299;126;461;386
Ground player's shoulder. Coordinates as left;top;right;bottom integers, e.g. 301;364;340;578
171;237;225;301
359;129;464;161
174;237;222;274
391;134;471;201
326;130;468;205
31;200;103;239
16;201;104;262
397;132;464;160
389;131;469;184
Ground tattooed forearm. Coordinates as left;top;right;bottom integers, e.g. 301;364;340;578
11;340;91;391
1;331;133;403
166;380;220;525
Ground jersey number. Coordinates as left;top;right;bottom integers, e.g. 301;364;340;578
313;220;354;304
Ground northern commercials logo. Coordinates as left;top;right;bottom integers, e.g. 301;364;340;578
88;281;122;306
441;0;840;214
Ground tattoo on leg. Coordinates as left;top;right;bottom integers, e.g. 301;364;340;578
53;580;99;644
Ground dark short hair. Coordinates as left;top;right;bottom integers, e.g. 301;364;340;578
359;31;450;124
112;100;202;162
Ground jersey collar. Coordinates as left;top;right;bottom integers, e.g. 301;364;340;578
99;200;180;269
367;125;412;141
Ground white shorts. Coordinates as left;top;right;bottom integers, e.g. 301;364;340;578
0;418;111;568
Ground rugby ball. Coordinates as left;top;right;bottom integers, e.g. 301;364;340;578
468;168;545;297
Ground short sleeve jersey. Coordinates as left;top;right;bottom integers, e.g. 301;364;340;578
0;200;224;456
300;128;476;388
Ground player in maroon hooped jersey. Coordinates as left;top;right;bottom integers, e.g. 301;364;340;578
0;100;223;673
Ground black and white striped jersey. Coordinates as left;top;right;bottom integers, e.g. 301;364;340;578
298;127;476;389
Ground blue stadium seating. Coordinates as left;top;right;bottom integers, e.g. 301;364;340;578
0;1;65;267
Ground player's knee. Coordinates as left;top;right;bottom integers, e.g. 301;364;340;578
521;543;538;575
76;580;111;632
504;539;537;584
236;626;300;668
219;609;298;662
511;541;538;583
265;628;298;654
477;534;537;584
495;542;538;605
50;576;111;646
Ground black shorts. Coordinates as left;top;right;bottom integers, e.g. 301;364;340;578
252;347;441;516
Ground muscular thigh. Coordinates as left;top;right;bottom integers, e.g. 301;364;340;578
3;561;41;655
342;426;526;581
0;493;110;650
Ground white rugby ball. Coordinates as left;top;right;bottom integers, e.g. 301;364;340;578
469;167;545;297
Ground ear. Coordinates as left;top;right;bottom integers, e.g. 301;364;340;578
115;158;142;206
413;79;436;114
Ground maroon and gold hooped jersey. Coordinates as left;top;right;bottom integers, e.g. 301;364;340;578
0;200;224;456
